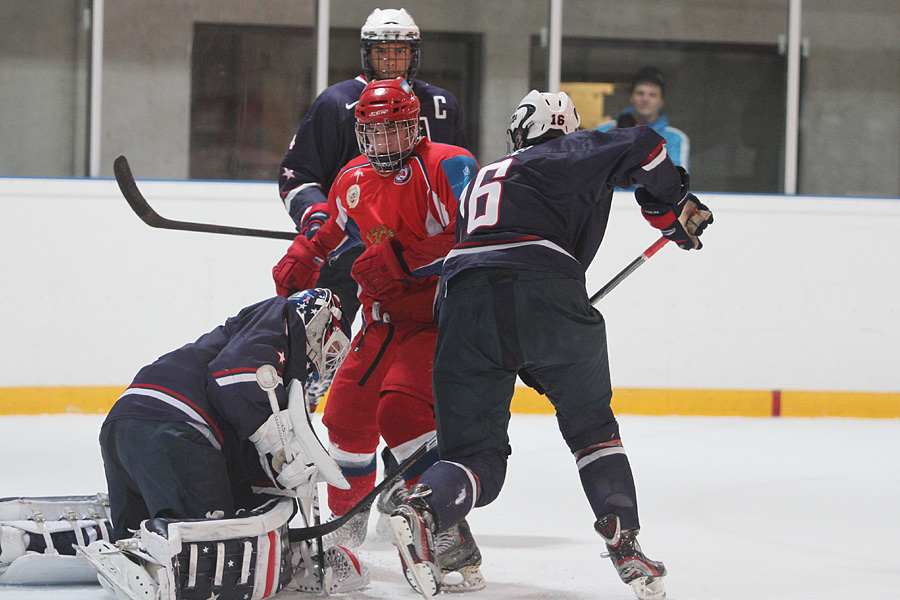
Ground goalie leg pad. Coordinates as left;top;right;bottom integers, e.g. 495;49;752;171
0;493;112;585
80;497;297;600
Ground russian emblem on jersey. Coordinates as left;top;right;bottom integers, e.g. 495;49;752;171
394;164;413;185
347;184;361;208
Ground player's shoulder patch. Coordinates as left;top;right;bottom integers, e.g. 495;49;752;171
440;154;479;200
394;164;413;185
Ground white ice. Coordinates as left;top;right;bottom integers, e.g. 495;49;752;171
1;413;898;599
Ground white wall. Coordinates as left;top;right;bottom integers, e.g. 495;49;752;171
2;177;898;393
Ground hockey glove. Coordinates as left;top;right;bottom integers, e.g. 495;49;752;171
299;203;330;240
635;189;713;250
351;238;411;300
273;235;325;296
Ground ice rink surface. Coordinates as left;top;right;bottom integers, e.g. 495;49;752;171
1;413;898;599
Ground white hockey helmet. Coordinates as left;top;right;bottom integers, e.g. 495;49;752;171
287;289;351;388
507;90;580;152
360;8;421;82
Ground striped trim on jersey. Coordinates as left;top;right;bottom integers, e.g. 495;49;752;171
119;384;224;449
446;235;577;262
212;367;283;388
641;141;668;171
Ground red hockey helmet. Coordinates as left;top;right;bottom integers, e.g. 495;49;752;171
355;77;421;174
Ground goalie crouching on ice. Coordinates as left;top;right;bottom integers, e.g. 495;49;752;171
75;289;369;599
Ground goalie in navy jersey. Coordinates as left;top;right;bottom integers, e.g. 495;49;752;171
93;290;371;597
388;91;713;599
277;8;468;358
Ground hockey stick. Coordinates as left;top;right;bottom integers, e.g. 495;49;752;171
288;435;437;542
589;236;669;305
113;155;297;240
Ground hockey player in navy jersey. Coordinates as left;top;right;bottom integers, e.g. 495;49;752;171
388;91;713;599
93;290;371;596
272;77;485;592
278;8;468;357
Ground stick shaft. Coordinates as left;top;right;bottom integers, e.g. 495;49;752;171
589;236;669;305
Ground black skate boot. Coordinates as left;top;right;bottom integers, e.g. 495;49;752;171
435;517;485;592
595;514;666;600
390;484;441;597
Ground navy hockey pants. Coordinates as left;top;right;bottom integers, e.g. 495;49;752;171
100;419;263;540
429;268;640;530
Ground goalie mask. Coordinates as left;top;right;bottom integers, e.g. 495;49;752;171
355;77;422;175
287;289;350;389
360;8;421;82
508;90;580;153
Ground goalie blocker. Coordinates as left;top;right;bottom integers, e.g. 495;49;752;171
77;497;368;600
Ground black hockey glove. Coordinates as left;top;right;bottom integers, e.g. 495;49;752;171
636;169;713;250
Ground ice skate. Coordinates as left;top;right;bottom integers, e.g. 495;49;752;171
375;446;408;541
390;484;441;597
288;544;370;593
435;518;485;592
595;514;666;600
323;507;370;548
375;475;408;541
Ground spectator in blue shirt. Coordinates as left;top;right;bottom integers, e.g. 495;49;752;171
597;66;690;170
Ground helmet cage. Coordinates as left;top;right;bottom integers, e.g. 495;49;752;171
360;8;421;82
355;78;422;174
361;40;421;82
355;118;421;175
507;90;580;153
287;289;351;389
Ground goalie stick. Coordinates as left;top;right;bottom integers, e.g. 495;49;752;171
288;434;437;542
113;155;297;240
589;236;669;305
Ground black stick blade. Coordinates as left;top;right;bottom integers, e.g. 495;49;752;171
113;155;297;241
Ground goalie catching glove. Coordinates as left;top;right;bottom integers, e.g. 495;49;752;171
249;409;350;498
635;168;713;250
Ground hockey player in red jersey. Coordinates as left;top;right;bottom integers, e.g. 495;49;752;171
272;77;485;592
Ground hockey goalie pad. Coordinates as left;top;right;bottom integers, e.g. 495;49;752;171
0;493;112;584
78;497;296;600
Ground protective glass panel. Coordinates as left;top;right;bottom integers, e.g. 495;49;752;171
0;0;92;177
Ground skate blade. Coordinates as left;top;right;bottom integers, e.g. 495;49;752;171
631;575;666;600
440;565;486;593
390;515;439;598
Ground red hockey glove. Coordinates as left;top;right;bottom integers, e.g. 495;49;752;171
299;203;330;240
635;189;713;250
272;235;325;296
351;238;411;299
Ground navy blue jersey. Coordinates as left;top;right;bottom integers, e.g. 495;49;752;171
443;127;683;285
104;296;308;453
278;75;468;230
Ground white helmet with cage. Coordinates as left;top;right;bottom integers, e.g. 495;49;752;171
507;90;580;153
360;8;421;82
287;289;351;389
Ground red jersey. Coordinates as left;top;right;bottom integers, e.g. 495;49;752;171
310;139;478;322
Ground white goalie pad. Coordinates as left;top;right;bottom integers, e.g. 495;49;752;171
0;493;112;585
78;497;296;600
